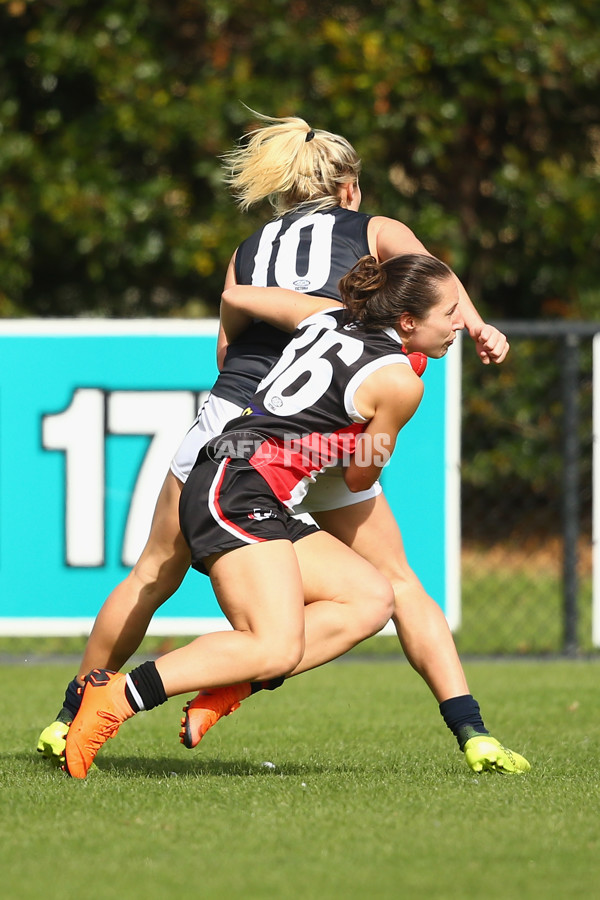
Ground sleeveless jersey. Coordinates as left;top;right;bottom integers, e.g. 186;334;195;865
209;307;411;510
211;204;372;404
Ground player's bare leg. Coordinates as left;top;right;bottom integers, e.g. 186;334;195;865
37;470;189;762
289;531;393;673
315;493;468;702
77;471;189;679
314;495;530;773
182;530;391;686
66;532;393;775
65;539;309;778
180;531;393;748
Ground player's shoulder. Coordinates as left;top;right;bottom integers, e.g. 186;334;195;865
375;356;424;395
361;357;423;422
379;359;425;405
380;354;421;379
367;213;415;233
367;214;421;245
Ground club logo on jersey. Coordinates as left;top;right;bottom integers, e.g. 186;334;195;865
248;508;279;521
293;278;310;290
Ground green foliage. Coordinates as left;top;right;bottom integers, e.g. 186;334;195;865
1;0;599;317
462;336;565;490
460;331;594;545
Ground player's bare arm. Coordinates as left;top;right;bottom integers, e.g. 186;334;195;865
220;284;342;341
344;364;424;493
216;252;239;371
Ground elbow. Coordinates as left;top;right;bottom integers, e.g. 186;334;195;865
221;286;247;311
343;469;376;494
216;347;228;371
221;287;236;307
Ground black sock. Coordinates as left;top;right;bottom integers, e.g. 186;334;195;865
125;661;168;712
439;694;489;750
250;676;285;695
56;676;84;723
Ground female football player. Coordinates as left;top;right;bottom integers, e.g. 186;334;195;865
64;251;474;777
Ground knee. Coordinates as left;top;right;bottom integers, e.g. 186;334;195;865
258;639;305;681
387;565;427;608
355;577;395;639
371;579;395;633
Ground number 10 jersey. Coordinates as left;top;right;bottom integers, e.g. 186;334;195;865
212;203;372;406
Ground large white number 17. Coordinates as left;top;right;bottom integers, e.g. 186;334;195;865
42;389;207;567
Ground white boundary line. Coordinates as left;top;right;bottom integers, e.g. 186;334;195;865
444;332;462;632
0;617;233;637
0;617;399;638
593;335;600;646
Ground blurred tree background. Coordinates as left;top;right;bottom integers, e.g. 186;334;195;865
1;0;599;320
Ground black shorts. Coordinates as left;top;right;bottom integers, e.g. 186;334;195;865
179;457;319;574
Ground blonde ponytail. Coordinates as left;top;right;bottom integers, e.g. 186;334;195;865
222;109;361;214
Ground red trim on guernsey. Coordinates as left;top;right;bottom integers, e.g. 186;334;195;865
250;424;364;505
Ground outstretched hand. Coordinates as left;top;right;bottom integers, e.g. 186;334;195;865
471;324;510;365
463;735;531;774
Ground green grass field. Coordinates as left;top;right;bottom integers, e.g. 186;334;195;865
2;658;599;900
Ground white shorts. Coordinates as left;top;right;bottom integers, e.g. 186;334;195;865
293;463;382;513
170;394;242;483
170;393;381;513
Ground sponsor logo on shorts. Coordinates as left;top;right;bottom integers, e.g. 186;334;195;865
248;508;279;521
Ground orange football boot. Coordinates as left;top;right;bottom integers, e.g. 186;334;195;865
64;669;135;779
180;683;252;749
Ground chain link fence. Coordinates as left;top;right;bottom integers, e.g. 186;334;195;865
455;322;597;657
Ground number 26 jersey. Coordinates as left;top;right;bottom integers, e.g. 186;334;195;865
216;307;412;510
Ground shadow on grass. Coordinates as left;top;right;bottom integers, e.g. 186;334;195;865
13;750;442;780
83;755;388;779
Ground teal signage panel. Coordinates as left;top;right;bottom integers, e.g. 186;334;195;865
0;321;460;635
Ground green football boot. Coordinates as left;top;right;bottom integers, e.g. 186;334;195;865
36;720;69;765
464;735;531;774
